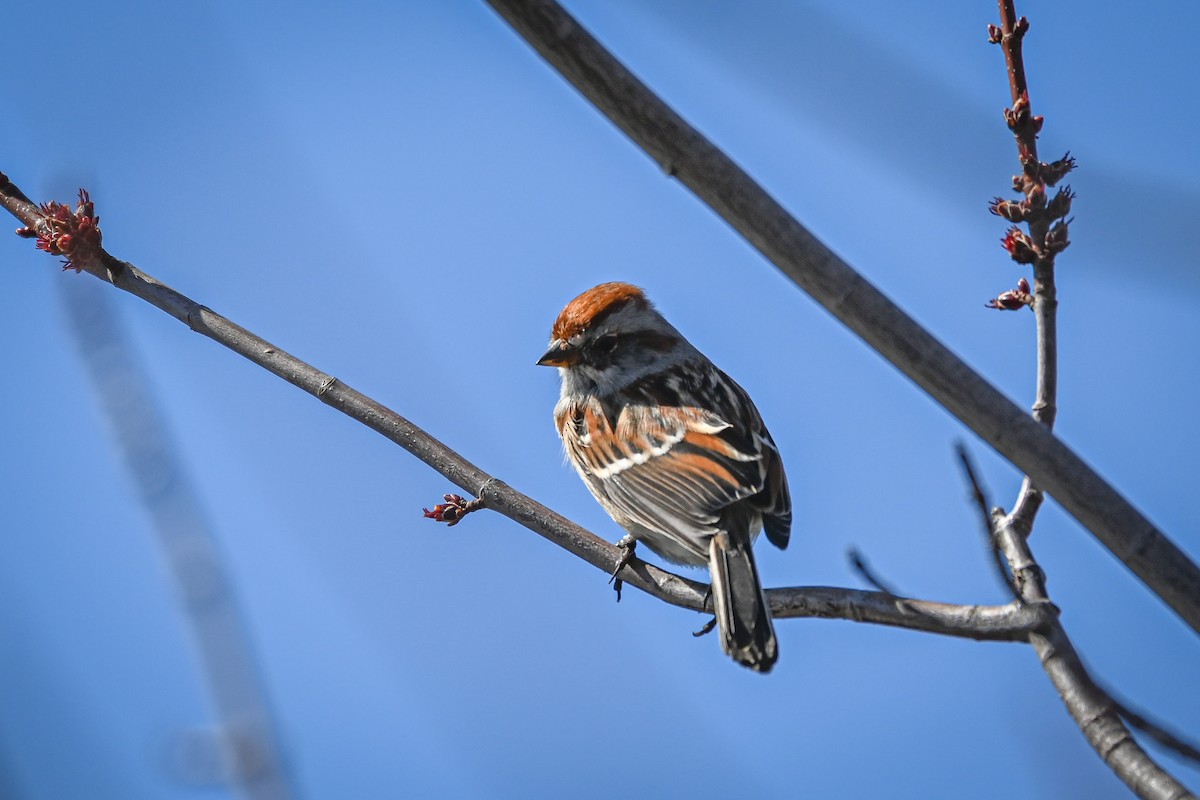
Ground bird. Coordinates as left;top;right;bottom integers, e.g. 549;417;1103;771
537;282;792;672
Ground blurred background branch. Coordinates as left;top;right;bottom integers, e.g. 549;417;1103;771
61;278;298;800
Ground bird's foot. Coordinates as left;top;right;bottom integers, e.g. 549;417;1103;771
610;535;638;602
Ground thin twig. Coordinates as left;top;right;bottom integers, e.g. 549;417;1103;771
847;548;902;596
479;0;1200;637
955;443;1018;599
988;11;1191;795
1111;694;1200;766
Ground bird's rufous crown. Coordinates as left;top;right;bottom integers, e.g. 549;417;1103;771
551;282;650;341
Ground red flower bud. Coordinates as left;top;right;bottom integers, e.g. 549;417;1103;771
1041;152;1076;186
986;277;1034;311
989;197;1027;222
26;189;103;272
1043;219;1071;256
1046;186;1075;220
1001;227;1037;264
422;493;483;527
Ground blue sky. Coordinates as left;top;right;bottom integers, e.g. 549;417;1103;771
2;2;1198;798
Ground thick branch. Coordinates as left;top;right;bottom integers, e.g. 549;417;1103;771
1034;622;1192;800
950;431;1195;798
479;0;1200;637
994;513;1193;800
769;587;1050;641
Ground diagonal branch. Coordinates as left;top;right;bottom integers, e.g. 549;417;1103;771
1111;695;1200;766
480;0;1200;639
955;443;1019;599
994;511;1193;800
955;440;1194;799
0;173;1054;646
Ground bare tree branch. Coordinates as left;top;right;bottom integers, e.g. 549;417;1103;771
1028;619;1192;800
1111;695;1200;766
988;2;1066;536
955;443;1019;599
479;0;1200;638
0;173;1058;646
846;547;902;597
996;508;1193;800
954;445;1195;799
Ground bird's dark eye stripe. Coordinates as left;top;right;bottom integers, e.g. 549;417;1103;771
590;331;674;353
593;333;619;353
631;331;675;352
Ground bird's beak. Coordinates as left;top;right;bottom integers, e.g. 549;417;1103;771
537;342;579;367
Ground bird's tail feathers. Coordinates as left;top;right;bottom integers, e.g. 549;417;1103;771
708;530;778;673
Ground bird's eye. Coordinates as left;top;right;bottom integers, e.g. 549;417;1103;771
593;334;619;355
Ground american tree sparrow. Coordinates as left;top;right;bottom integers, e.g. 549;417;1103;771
538;282;792;672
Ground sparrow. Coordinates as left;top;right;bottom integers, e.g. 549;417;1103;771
537;282;791;672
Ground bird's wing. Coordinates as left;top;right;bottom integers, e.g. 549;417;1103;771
559;364;790;558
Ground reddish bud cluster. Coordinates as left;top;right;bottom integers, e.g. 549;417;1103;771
1043;218;1071;256
985;12;1072;324
986;277;1034;311
990;180;1073;235
1004;94;1044;138
990;197;1027;223
422;494;474;526
16;189;103;272
1013;154;1076;195
1001;227;1037;264
993;148;1076;268
1041;152;1076;186
1046;186;1075;220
